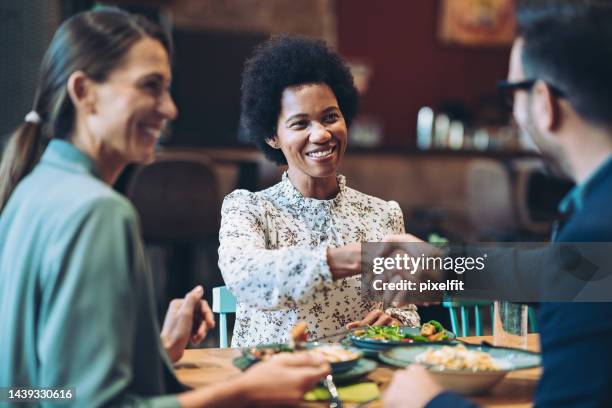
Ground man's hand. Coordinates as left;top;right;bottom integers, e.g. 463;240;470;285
241;353;331;406
161;285;215;362
372;234;446;306
346;309;400;329
384;365;443;408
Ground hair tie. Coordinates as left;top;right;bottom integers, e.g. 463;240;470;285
24;111;41;124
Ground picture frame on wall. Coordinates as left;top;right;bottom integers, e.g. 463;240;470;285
438;0;515;46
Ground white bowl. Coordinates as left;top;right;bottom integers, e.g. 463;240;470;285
379;344;540;395
426;367;509;395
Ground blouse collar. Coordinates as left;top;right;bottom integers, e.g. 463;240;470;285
280;171;346;211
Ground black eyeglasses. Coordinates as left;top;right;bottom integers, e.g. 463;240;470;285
497;79;565;96
497;79;566;109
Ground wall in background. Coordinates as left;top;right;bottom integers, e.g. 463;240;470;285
0;0;512;150
336;0;512;147
167;0;336;147
0;0;61;144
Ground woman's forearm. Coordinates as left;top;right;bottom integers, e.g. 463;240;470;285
326;243;361;279
219;245;333;309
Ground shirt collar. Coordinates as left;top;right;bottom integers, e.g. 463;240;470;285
280;171;346;210
558;154;612;215
40;139;101;179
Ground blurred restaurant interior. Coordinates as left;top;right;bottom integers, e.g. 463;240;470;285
0;0;574;344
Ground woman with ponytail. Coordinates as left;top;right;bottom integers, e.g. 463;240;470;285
0;112;44;212
0;8;328;407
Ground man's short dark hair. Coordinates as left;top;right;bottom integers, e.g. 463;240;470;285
239;34;359;165
517;0;612;127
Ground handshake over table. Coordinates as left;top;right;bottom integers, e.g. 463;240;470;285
362;234;452;306
363;234;612;304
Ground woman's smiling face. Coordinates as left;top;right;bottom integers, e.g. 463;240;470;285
269;83;347;191
86;37;177;165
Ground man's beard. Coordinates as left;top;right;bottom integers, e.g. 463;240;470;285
524;113;574;181
533;143;574;181
541;158;572;181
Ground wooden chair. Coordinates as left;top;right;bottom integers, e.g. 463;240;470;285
124;150;224;316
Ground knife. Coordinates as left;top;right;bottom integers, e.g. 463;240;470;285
310;328;353;343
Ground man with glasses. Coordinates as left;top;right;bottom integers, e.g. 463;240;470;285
384;1;612;407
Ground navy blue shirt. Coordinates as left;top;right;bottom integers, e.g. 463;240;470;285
427;155;612;408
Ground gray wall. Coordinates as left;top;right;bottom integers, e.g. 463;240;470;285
0;0;60;146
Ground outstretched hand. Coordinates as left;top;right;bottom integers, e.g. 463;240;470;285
161;285;215;362
373;234;446;306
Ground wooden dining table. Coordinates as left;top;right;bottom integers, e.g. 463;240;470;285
175;334;541;407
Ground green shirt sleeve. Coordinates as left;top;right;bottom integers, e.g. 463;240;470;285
37;196;180;408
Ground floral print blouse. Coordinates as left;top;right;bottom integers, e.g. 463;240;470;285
218;172;419;346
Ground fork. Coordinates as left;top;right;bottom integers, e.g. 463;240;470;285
323;374;343;408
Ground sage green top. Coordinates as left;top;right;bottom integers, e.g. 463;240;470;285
0;140;182;407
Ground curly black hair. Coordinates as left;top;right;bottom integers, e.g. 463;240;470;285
239;34;359;165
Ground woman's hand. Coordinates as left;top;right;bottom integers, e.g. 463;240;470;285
346;309;400;329
327;242;361;279
177;352;330;408
160;285;215;362
384;365;443;408
240;353;330;406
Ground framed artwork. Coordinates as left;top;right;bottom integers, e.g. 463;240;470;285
438;0;515;46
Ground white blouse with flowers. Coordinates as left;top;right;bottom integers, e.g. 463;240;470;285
218;172;419;346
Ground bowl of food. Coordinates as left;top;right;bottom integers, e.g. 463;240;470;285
307;343;363;373
350;320;455;351
243;343;363;374
379;343;541;395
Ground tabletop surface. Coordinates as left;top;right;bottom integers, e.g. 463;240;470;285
175;334;541;408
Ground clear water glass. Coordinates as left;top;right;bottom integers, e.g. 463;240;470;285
493;301;528;349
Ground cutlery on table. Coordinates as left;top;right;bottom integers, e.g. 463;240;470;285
310;328;353;343
323;374;343;408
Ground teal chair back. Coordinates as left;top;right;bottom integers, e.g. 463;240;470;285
442;299;493;337
442;300;538;337
212;286;236;348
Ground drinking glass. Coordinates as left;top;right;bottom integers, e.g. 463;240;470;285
493;301;528;349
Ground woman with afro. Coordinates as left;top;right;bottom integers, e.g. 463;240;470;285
219;35;419;346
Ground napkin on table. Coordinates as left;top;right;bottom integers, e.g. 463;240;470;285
303;382;380;403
